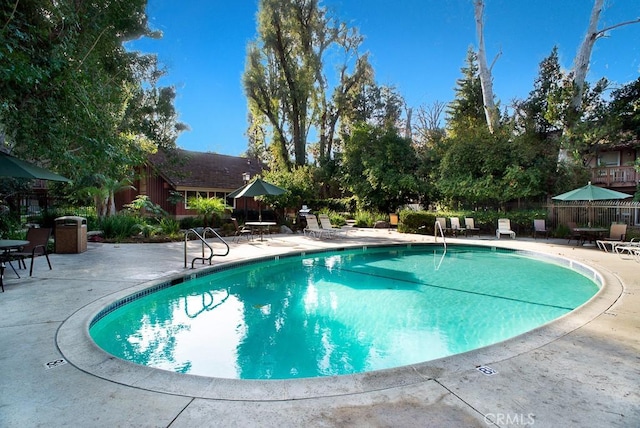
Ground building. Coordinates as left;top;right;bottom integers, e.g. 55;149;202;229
116;149;264;219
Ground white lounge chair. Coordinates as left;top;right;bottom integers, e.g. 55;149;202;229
614;238;640;260
496;218;516;239
318;214;346;238
303;215;330;239
464;217;480;237
449;217;465;237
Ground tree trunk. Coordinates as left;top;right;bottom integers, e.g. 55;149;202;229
571;0;603;115
474;0;499;134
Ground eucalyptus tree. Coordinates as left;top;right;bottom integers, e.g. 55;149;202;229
243;0;372;169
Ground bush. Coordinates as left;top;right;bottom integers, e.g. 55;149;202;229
179;216;203;230
99;213;142;240
398;211;436;234
159;217;181;236
353;210;386;227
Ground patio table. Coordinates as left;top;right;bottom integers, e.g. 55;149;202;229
245;222;277;242
0;239;29;291
572;227;607;246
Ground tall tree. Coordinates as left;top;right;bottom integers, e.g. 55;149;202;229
446;48;485;136
473;0;499;133
0;0;182;181
243;0;371;168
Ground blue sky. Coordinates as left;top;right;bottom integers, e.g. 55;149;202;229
127;0;640;156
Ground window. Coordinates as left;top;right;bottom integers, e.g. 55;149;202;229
597;152;620;167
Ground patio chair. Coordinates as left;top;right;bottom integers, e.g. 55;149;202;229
567;222;583;245
464;217;480;237
435;217;448;236
496;218;516;239
449;217;465;237
303;215;330;239
596;223;627;252
388;213;399;230
533;219;549;239
231;218;252;243
13;227;52;276
318;214;346;238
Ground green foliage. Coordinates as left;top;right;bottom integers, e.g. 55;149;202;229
179;216;203;230
1;0;184;187
125;195;168;218
352;210;386;227
186;196;228;227
260;166;316;211
132;222;162;238
398;211;436;234
342;124;420;212
0;212;21;239
99;213;142;240
159;217;181;236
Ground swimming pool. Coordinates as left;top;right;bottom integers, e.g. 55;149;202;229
89;244;599;380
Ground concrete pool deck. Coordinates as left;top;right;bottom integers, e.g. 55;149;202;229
0;228;638;427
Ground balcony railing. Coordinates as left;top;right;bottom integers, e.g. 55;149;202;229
590;166;638;187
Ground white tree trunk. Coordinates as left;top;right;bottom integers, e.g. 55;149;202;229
474;0;498;133
571;0;604;112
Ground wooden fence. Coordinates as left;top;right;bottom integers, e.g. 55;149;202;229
549;200;640;228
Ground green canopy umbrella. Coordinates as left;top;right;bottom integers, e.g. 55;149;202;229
553;182;632;227
552;182;632;201
0;152;71;182
227;178;285;221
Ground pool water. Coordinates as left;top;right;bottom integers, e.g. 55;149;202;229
90;245;599;379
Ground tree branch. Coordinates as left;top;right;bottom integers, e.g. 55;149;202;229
595;18;640;38
1;0;19;34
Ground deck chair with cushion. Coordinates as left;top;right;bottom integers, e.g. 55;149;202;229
464;217;480;237
596;223;627;252
231;218;252;243
449;217;465;237
318;213;346;238
533;219;549;239
13;227;52;276
496;218;516;239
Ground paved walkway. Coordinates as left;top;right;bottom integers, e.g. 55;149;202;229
0;229;638;427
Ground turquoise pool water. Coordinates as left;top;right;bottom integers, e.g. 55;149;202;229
90;245;599;379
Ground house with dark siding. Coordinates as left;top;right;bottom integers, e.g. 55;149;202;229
116;149;265;219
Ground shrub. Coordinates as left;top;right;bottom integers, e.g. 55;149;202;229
398;211;436;234
99;213;141;240
159;217;181;236
353;210;386;227
179;216;203;230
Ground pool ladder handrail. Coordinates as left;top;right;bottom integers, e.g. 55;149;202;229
184;227;230;269
434;220;447;252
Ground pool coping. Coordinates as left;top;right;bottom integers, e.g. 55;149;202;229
55;242;622;401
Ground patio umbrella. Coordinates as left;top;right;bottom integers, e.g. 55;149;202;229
227;178;286;221
552;182;632;226
0;152;71;182
552;181;632;201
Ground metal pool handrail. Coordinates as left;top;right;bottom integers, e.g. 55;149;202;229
434;220;447;252
184;227;230;268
